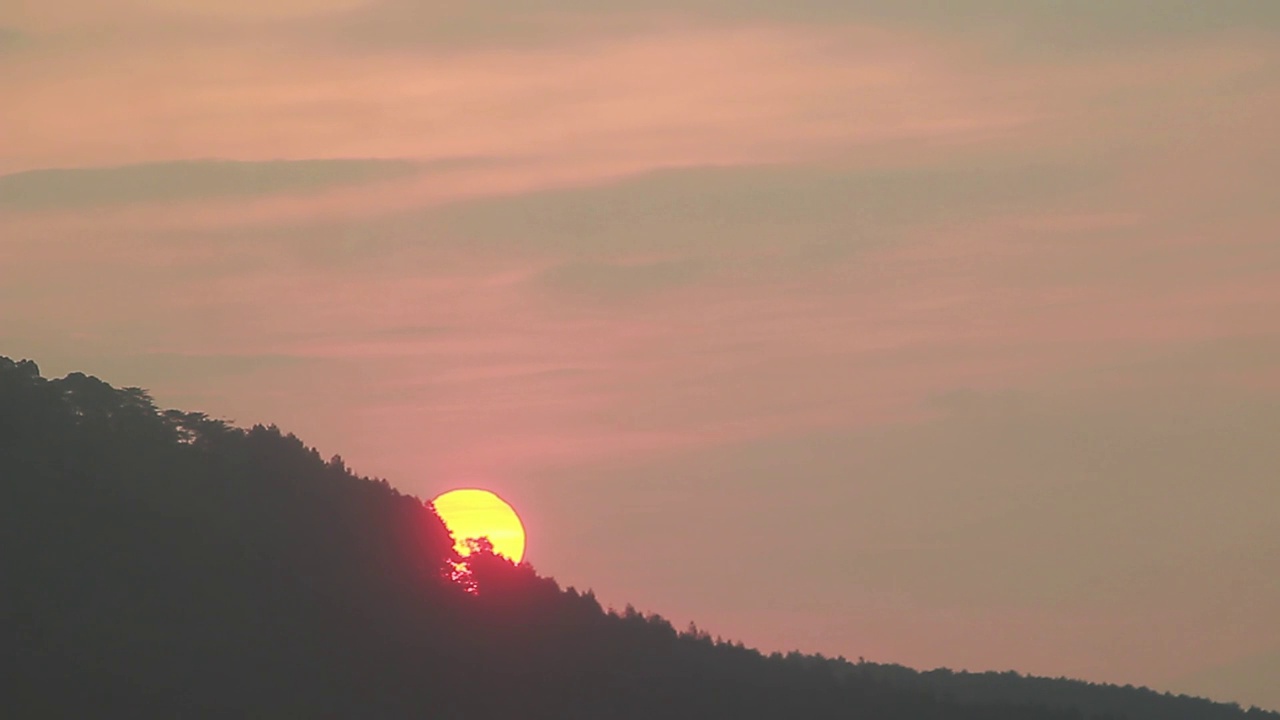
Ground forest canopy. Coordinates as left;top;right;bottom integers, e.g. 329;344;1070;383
2;356;1273;719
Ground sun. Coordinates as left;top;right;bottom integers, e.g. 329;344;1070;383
431;488;526;564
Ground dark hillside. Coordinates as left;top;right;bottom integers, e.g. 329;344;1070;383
2;356;1273;719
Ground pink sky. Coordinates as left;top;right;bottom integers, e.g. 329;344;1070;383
3;0;1278;709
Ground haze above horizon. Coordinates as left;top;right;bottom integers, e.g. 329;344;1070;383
2;0;1277;709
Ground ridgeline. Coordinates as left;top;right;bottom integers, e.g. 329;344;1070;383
2;356;1273;719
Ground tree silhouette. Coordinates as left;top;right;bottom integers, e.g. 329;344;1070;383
2;355;1273;719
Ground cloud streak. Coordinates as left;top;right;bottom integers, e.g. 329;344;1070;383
3;0;1279;711
0;158;424;210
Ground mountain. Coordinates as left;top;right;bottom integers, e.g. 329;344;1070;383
2;356;1274;719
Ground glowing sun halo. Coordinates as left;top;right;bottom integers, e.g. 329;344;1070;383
431;488;526;564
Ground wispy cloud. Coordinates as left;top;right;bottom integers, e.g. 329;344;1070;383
4;0;1280;710
314;0;1280;53
0;158;423;210
0;26;25;52
0;23;1032;178
536;258;706;302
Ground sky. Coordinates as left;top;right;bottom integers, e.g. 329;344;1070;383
3;0;1279;709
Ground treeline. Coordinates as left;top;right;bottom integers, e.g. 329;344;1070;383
2;356;1273;719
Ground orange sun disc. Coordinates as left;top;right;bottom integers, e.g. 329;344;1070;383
431;488;526;564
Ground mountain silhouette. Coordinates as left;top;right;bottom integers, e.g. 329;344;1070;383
3;355;1274;719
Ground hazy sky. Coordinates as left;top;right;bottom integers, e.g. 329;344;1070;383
3;0;1278;709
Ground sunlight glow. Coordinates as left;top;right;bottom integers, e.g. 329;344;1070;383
431;488;526;564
